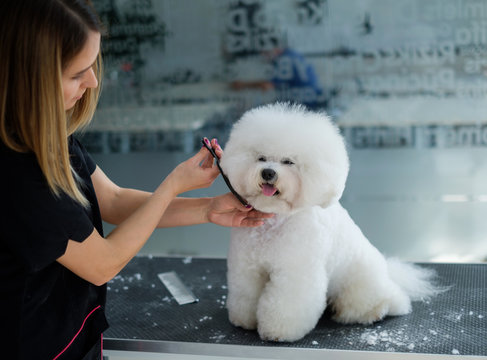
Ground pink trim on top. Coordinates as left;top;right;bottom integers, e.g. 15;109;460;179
52;305;101;360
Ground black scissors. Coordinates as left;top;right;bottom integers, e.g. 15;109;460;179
201;138;248;206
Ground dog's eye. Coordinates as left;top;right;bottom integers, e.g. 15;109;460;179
281;159;294;165
258;156;267;162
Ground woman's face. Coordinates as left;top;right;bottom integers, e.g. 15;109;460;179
62;31;100;110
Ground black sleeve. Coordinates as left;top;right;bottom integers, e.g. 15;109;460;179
3;148;95;273
74;137;96;175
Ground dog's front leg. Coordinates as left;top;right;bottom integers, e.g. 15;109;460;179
256;264;328;342
227;260;267;330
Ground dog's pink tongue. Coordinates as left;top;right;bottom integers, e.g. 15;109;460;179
262;184;277;196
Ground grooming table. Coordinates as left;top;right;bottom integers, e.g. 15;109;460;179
103;256;487;359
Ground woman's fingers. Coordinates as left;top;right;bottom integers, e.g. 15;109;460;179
206;193;274;227
200;137;223;168
194;144;212;164
211;138;223;159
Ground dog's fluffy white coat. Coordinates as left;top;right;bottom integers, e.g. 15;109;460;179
220;103;440;342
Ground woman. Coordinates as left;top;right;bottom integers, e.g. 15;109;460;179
0;1;271;359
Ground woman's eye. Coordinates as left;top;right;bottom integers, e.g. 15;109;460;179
258;156;266;162
71;70;88;80
281;159;294;165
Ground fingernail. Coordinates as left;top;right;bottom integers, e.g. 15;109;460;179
204;137;210;145
215;139;223;151
245;204;252;209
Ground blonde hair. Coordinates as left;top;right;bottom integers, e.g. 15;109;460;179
0;0;104;206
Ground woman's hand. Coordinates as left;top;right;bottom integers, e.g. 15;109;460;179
206;193;274;227
165;138;222;196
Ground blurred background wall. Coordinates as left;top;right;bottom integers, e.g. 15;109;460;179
86;0;487;262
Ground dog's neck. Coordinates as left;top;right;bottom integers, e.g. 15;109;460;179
262;208;308;227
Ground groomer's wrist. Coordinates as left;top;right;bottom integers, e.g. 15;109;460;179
157;176;180;199
201;197;213;224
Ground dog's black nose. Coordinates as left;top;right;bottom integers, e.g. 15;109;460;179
261;168;277;181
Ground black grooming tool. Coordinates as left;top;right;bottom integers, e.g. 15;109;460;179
201;138;248;206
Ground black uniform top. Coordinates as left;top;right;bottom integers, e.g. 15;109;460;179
0;137;109;359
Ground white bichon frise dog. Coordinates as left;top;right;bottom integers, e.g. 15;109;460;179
220;103;441;342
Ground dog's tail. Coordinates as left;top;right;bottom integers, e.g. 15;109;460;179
387;258;448;301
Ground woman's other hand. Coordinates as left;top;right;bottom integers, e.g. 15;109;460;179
207;193;274;227
165;138;222;196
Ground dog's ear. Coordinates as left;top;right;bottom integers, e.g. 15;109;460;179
265;107;350;210
296;118;350;209
298;158;349;209
318;179;347;208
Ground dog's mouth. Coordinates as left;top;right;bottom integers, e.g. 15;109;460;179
261;183;280;197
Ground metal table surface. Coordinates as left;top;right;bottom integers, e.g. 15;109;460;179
103;256;487;359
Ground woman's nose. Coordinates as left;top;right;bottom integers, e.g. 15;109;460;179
84;67;98;89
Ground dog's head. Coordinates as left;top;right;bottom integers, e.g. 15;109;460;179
220;103;349;214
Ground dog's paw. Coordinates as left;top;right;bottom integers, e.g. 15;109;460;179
331;282;412;325
257;308;316;342
229;312;257;330
332;300;390;325
257;322;309;343
258;326;297;343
